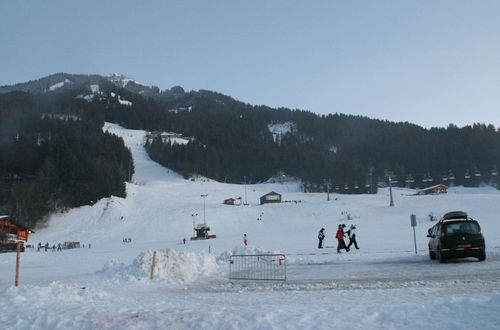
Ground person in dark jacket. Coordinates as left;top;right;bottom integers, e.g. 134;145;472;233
336;224;350;253
346;224;360;250
318;228;325;248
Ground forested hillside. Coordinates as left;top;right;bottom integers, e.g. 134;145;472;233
1;73;499;228
0;90;133;228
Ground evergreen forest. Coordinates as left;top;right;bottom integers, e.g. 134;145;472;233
1;73;499;228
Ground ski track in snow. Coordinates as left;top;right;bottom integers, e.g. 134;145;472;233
1;123;500;329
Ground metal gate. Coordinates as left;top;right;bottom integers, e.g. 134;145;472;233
229;254;286;281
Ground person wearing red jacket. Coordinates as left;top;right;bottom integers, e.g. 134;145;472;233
336;224;350;253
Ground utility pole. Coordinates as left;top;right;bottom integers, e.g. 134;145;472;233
243;175;248;205
369;167;374;194
388;175;395;207
201;194;208;225
15;241;21;286
324;179;331;201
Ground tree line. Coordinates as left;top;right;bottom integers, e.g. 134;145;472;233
2;75;500;229
108;87;500;192
0;91;133;228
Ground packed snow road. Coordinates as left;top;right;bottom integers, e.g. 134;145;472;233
284;253;500;289
2;252;499;330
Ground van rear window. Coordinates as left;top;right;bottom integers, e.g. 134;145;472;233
444;222;480;235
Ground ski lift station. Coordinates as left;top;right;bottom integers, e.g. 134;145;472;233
190;223;216;240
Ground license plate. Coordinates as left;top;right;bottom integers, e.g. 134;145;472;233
458;244;472;248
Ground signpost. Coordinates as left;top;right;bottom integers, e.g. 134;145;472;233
410;214;417;254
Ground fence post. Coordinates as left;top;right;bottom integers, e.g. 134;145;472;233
410;214;417;254
150;251;157;280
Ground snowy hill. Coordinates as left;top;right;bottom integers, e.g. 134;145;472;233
1;123;499;329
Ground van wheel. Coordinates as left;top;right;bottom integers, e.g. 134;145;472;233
477;253;486;261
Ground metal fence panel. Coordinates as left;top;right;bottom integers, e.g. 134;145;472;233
229;254;286;281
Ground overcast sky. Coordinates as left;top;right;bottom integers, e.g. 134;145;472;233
1;1;500;128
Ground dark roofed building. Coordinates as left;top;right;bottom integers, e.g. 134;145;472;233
260;192;282;205
223;198;236;205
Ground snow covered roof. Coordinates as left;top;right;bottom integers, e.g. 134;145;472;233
416;184;448;195
261;191;281;197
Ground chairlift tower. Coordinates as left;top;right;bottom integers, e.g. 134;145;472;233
388;175;395;207
324;179;331;201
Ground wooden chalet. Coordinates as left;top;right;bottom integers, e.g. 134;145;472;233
416;184;448;195
0;215;34;243
223;197;242;205
260;191;282;205
223;198;236;205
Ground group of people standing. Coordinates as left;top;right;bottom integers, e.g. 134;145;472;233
318;224;360;253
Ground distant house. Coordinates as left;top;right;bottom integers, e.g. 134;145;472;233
260;192;282;205
223;198;236;205
146;131;195;144
223;197;243;205
416;184;448;195
0;215;34;243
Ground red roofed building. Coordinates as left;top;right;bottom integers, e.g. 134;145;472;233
416;184;448;195
0;215;34;243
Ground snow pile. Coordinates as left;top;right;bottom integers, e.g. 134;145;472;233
217;246;282;262
101;249;219;283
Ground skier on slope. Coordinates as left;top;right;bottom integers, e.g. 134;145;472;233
318;228;325;249
346;224;360;250
336;224;350;253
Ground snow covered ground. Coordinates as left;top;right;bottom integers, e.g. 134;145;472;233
1;123;499;329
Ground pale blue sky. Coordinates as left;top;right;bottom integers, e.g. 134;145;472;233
1;1;500;128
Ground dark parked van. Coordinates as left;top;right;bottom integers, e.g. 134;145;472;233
427;211;486;263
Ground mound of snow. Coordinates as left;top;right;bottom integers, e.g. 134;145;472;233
101;248;219;283
217;246;282;262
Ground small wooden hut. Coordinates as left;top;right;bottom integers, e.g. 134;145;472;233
416;184;448;195
260;192;282;205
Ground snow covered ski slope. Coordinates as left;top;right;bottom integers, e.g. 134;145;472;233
1;123;499;329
